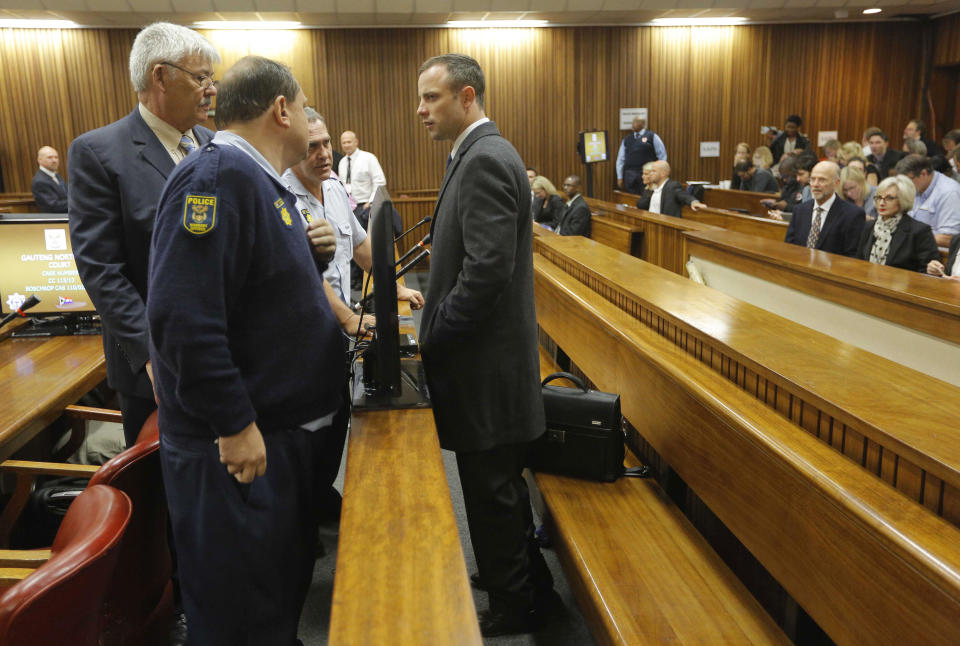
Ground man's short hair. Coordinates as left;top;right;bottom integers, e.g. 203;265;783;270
129;22;220;93
909;119;926;136
734;159;754;173
526;166;538;174
795;152;818;173
864;127;886;141
785;114;802;127
895;153;933;177
418;54;485;109
903;138;928;156
779;155;796;175
214;56;300;129
943;129;960;146
304;107;325;125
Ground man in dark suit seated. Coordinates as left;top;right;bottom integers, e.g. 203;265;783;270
734;158;780;193
31;146;68;212
554;175;591;236
784;161;865;257
927;233;960;280
634;160;705;217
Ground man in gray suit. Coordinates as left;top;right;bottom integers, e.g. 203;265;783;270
69;23;221;446
416;53;556;637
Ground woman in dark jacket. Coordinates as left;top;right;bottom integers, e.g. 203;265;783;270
531;176;566;229
856;175;940;272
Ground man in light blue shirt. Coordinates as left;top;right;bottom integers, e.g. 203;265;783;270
896;154;960;246
284;108;423;336
616;116;667;194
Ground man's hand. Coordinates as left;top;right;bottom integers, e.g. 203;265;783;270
343;312;376;337
691;200;706;212
218;421;267;483
144;360;158;404
398;286;424;310
928;259;946;276
307;219;337;263
768;210;784;221
617;179;624;189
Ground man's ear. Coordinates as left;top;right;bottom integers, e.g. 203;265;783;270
274;95;290;128
460;85;476;109
153;64;167;92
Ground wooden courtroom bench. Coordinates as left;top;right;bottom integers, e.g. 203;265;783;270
702;186;778;216
589;215;643;258
681;204;788;241
533;235;960;645
0;195;38;213
531;350;790;645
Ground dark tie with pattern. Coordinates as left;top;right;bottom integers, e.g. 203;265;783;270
807;206;823;248
345;156;352;184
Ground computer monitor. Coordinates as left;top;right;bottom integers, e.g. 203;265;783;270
578;130;609;164
0;219;96;316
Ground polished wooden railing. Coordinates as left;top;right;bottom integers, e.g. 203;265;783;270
533;235;960;645
681;204;788;241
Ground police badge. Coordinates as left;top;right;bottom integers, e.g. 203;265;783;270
182;194;218;236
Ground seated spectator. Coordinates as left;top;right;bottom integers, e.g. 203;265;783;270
526;167;537;186
634;160;705;218
767;152;818;222
845;156;880;186
753;146;774;170
931;154;953;178
531;176;565;228
762;155;803;215
904;118;942;157
895;153;960;246
927;233;960;280
556;175;591;237
784;161;864;257
942;129;960;156
770;115;809;163
948;147;960;182
840;166;877;220
731;142;751;189
856;175;939;272
734;158;779;193
903;137;927;156
821;139;841;164
865;127;903;180
31;145;68;213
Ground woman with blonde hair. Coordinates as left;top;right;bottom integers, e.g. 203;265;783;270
855;175;939;272
840;142;879;184
840;166;877;220
731;142;751;189
752;146;773;169
531;175;566;228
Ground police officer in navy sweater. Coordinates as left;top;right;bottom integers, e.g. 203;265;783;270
147;56;344;646
616;116;667;194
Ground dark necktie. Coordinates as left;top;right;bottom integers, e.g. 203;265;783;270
807;206;823;248
446;154;453;170
345;156;352;184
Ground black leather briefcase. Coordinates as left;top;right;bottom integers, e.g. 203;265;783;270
528;372;625;482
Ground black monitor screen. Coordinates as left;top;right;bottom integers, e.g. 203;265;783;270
0;220;96;315
367;186;401;395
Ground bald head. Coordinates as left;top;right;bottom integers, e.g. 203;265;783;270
810;161;840;203
37;146;59;172
341;131;358;155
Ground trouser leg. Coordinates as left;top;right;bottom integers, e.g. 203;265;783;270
117;392;157;447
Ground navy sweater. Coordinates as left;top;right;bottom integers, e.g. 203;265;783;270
147;142;345;439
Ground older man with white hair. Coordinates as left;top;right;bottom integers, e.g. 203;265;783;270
69;22;220;446
784;161;865;257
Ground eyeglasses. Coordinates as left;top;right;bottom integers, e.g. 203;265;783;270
875;194;899;203
161;61;216;89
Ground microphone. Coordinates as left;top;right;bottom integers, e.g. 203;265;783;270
1;295;41;328
396;249;430;280
395;216;432;243
395;233;431;267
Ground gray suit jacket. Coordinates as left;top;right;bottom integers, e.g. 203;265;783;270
69;108;213;398
419;121;545;453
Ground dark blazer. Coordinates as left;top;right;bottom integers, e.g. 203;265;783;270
556;194;591;236
532;194;565;228
69;108;213;399
784;196;865;257
635;179;696;218
419;121;545;453
770;132;810;162
943;234;960;276
31;169;68;213
856;214;940;272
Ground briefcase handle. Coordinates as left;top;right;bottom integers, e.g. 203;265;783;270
541;372;588;392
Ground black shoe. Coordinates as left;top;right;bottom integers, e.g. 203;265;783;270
167;612;188;646
535;588;565;618
316;537;327;559
469;572;486;591
478;608;540;637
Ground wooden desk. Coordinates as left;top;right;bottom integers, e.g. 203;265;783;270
702;187;777;215
0;197;38;214
682;205;788;241
0;330;106;460
589;215;643;258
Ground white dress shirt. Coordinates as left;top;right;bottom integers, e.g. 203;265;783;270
450;117;490;161
649;180;667;214
38;165;59;183
337;149;386;204
811;192;837;230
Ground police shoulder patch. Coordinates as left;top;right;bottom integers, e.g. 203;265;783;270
182;193;218;236
274;197;293;228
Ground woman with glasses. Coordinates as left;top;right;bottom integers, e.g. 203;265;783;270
855;175;940;272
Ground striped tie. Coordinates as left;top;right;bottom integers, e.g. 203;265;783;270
179;134;196;157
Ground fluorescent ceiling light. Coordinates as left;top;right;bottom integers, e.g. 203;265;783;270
447;20;548;28
862;8;882;14
653;17;747;26
193;21;302;30
0;19;78;28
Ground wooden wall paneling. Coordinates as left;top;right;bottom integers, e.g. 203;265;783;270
935;13;960;66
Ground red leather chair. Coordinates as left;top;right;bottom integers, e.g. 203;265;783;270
0;484;132;646
89;411;174;646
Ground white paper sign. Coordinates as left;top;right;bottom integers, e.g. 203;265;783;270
817;130;838;147
699;141;720;158
620;108;649;130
